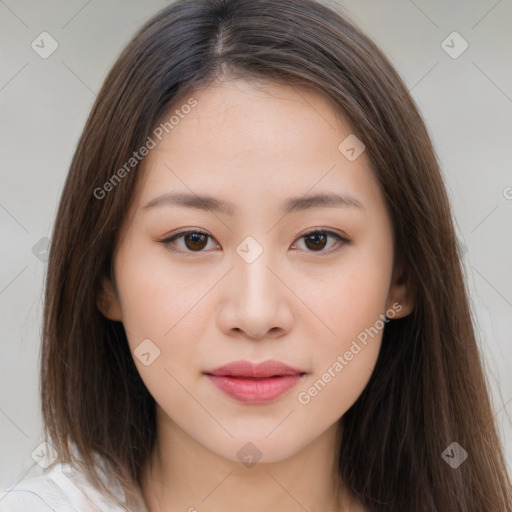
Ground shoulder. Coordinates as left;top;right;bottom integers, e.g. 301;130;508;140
0;459;130;512
0;469;69;511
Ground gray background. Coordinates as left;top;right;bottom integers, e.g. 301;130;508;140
1;0;511;488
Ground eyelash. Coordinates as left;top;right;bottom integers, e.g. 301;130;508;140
160;228;351;255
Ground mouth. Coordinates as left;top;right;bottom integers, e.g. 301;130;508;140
203;360;307;404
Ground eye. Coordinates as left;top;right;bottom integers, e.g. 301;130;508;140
292;229;350;253
161;230;219;253
160;228;350;254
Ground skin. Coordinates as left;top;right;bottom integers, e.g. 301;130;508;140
98;78;414;512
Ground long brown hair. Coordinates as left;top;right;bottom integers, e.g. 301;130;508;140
41;0;512;510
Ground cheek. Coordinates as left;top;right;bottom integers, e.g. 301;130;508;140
312;253;392;346
296;271;387;418
113;240;216;393
295;339;381;429
297;251;391;412
114;261;206;422
114;236;209;340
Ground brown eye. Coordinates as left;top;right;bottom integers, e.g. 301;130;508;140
304;232;328;251
162;229;350;255
161;230;217;253
294;229;350;254
183;232;208;251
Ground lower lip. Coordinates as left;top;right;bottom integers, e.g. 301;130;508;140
206;374;304;404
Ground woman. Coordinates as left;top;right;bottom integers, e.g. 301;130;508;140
1;0;510;510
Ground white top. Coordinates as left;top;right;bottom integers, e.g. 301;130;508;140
0;458;148;512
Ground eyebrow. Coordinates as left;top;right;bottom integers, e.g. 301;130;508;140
142;191;364;215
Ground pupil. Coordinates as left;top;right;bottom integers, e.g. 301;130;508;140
186;233;207;251
305;232;327;250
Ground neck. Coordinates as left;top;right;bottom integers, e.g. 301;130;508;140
140;409;356;512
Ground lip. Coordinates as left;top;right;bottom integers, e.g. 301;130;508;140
204;360;306;404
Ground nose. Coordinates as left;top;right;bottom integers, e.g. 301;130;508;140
216;247;294;340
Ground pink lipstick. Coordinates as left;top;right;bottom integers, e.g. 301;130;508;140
204;360;306;404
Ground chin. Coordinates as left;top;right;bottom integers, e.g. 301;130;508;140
203;431;311;466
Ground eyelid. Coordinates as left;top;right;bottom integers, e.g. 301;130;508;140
160;227;351;254
161;228;219;253
291;228;351;253
297;227;350;243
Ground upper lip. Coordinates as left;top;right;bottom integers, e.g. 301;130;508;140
204;360;306;378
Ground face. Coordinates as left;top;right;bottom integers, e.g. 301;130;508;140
99;79;412;464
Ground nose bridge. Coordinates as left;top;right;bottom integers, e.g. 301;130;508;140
235;237;278;309
217;235;292;339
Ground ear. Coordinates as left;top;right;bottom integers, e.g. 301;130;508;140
97;276;123;321
386;261;415;319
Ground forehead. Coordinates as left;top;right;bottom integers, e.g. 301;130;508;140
144;79;352;168
132;79;381;217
